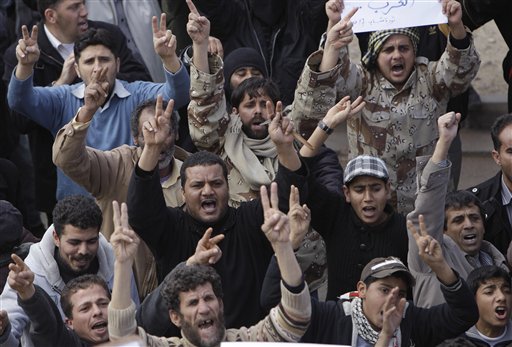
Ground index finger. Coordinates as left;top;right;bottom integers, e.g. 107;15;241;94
260;185;271;212
159;13;167;32
155;94;163;116
121;202;130;230
200;227;213;245
10;254;25;269
406;219;421;241
112;201;121;228
209;233;225;246
342;7;358;23
152;15;159;34
164;99;175;118
21;25;29;40
186;0;200;15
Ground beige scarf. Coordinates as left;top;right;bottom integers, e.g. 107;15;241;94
223;116;278;190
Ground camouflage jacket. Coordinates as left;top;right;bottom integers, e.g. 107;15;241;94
291;35;480;214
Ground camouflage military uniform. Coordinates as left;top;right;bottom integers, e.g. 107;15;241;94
291;36;480;213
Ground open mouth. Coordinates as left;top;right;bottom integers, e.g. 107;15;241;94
495;306;508;319
78;22;88;32
391;64;404;74
91;321;108;332
201;199;217;213
198;319;214;329
462;233;477;245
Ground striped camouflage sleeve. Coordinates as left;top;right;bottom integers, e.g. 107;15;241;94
225;281;311;342
188;54;230;153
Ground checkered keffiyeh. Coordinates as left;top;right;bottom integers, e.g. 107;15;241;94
361;27;420;69
343;155;389;185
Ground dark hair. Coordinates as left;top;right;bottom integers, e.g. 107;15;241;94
436;337;478;347
74;28;119;61
130;99;179;140
466;265;511;296
230;77;280;109
180;151;228;188
161;264;223;312
37;0;60;21
60;274;110;319
444;191;485;229
52;195;102;238
490;114;512;150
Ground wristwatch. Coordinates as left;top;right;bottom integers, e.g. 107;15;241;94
318;120;334;135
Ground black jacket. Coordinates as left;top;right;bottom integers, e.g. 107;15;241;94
276;159;409;300
127;165;274;336
302;277;478;347
468;171;512;256
194;0;327;105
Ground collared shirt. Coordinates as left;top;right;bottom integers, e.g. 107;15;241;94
500;175;512;227
44;24;74;60
71;79;131;112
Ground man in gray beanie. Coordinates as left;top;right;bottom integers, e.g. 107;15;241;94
290;0;481;214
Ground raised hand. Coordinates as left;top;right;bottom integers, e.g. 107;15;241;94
16;25;39;66
186;0;210;46
442;0;462;27
54;53;77;86
437;111;460;143
260;182;290;245
325;0;344;26
80;66;110;117
376;287;406;346
111;201;140;264
268;101;295;147
142;95;174;148
322;95;365;129
408;215;444;268
7;254;35;301
187;228;225;265
152;13;180;72
325;7;357;50
208;36;224;58
288;185;311;250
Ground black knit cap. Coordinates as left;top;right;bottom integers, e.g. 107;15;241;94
223;47;268;92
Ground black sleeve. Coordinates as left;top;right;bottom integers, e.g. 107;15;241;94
305;146;344;195
19;286;82;346
260;255;282;311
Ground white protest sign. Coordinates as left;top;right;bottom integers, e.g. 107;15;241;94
341;1;447;33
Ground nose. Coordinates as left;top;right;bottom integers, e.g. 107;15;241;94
78;242;88;255
80;4;88;17
92;303;102;316
362;187;372;201
254;103;262;114
197;299;210;315
202;183;213;195
496;289;507;302
462;216;474;229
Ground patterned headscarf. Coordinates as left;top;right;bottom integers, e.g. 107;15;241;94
361;27;420;69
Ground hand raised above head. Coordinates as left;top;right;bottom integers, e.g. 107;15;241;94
142;95;174;148
323;95;365;128
260;182;291;245
186;0;210;45
437;111;460;144
288;185;311;250
325;7;358;51
111;201;140;264
16;25;39;66
268;101;295;147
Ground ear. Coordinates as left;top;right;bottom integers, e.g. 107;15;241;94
385;181;391;199
170;310;182;328
44;8;56;24
232;107;238;115
492;149;501;166
52;229;61;248
133;136;139;146
74;63;81;79
65;317;73;329
357;281;367;299
342;185;350;203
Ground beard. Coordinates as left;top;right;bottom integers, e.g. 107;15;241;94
158;146;175;170
180;311;225;347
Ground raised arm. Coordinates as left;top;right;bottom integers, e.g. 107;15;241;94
14;25;39;81
187;0;210;73
153;13;181;73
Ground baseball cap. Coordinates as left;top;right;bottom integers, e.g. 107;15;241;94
360;257;415;287
343;155;389;185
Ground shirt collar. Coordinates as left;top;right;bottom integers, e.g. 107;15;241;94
71;79;131;112
44;24;74;60
501;175;512;206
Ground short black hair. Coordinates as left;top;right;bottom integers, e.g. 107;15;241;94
74;28;119;61
466;265;511;296
180;151;228;188
130;99;179;140
444;191;485;230
52;195;103;238
60;274;110;319
490;113;512;150
37;0;60;21
161;264;223;313
364;272;413;290
230;77;280;109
